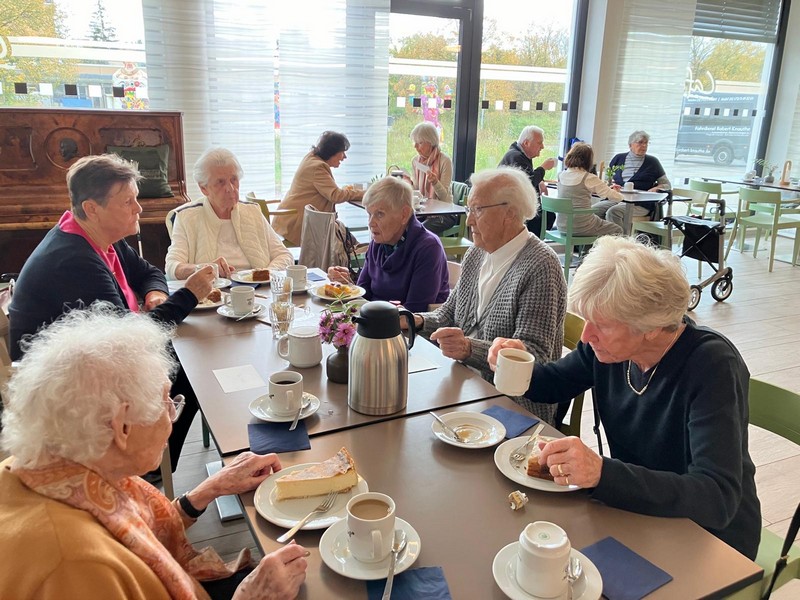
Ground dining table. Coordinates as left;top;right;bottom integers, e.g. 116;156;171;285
617;190;669;235
703;176;800;194
228;395;763;599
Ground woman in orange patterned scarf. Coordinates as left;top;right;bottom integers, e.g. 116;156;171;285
408;121;456;234
0;305;307;600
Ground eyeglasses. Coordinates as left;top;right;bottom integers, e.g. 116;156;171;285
165;394;185;423
465;202;509;218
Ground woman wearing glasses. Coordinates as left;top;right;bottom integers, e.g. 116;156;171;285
407;167;567;425
0;306;308;599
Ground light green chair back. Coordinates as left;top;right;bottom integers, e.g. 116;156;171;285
539;196;600;283
440;180;473;260
737;187;800;272
557;312;586;437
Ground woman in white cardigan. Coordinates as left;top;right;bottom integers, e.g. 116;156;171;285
165;148;293;280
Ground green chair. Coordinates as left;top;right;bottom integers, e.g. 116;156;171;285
737;187;800;272
440;180;473;261
539;196;600;284
555;312;586;437
689;179;746;258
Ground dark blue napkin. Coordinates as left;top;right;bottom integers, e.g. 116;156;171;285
365;566;452;600
581;537;672;600
247;421;311;454
482;405;539;438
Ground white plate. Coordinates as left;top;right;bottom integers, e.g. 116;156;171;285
430;411;506;449
493;437;580;493
230;269;271;284
216;302;266;320
194;296;226;310
249;393;321;422
319;517;421;581
254;464;368;530
493;544;602;600
168;278;230;292
310;284;366;302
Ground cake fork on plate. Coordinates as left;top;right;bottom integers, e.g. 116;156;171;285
509;423;545;463
277;490;338;543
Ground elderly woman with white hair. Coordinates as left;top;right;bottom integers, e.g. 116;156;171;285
488;236;760;560
408;121;456;234
407;167;567;424
165;147;293;280
0;306;307;600
327;176;449;311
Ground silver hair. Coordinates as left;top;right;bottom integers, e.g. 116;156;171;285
628;130;650;145
410;122;440;148
363;176;413;214
1;304;177;468
568;236;689;333
469;166;537;223
517;125;544;146
192;147;244;187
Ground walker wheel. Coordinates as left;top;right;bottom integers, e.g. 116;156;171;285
688;285;702;311
711;277;733;302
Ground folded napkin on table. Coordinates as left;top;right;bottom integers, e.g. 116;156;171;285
482;405;539;438
580;536;672;600
247;421;310;454
365;566;452;600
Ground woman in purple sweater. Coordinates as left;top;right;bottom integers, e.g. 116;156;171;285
328;177;449;311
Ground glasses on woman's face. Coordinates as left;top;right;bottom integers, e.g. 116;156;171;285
464;202;509;218
164;394;185;423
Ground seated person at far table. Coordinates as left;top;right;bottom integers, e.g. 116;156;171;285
407;167;567;425
407;121;456;235
8;154;214;473
594;130;672;229
488;236;760;560
165;147;293;280
328;176;449;312
0;306;307;600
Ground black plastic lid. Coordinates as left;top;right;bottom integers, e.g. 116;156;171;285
353;301;400;339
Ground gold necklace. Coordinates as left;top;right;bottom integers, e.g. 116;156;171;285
625;328;682;396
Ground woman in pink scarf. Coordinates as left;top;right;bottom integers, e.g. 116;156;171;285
0;306;307;600
409;121;456;235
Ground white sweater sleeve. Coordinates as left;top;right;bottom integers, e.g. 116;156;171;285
585;172;623;201
165;212;191;280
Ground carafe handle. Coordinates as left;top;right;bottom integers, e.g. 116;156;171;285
398;309;416;350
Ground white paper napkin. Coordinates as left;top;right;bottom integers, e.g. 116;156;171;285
212;365;266;393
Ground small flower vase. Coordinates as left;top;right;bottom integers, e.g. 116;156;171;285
764;174;775;183
326;346;349;384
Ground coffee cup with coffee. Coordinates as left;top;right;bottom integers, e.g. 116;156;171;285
494;348;535;396
225;286;255;316
278;325;322;368
286;265;308;290
516;521;571;597
346;492;396;563
267;371;303;416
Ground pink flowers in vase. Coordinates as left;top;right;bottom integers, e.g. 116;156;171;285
319;302;359;350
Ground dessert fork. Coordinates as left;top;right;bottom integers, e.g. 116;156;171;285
276;490;338;543
509;423;545;463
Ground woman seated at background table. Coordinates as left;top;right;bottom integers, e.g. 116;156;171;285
0;306;307;599
556;142;623;237
488;236;760;560
594;130;672;228
406;121;456;235
408;167;567;425
272;131;365;246
328;176;449;312
165;148;293;280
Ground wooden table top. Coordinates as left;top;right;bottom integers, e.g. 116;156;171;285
230;396;762;599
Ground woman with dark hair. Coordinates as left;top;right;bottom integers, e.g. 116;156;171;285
273;131;365;246
556;142;623;237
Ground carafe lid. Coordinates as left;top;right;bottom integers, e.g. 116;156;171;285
353;301;401;339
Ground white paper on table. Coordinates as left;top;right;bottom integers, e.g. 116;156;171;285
213;365;266;393
416;162;430;173
409;354;439;374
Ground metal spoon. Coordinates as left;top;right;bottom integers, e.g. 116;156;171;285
382;529;407;600
288;395;312;431
567;556;583;600
429;412;467;442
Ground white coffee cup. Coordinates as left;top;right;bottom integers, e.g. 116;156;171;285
267;371;303;416
623;181;634;191
494;348;535;396
277;325;322;368
286;265;308;290
346;492;396;563
412;190;423;209
225;286;255;316
516;521;571;598
196;262;222;286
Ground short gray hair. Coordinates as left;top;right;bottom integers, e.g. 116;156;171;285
410;122;440;148
469;167;537;223
1;304;177;468
193;147;244;187
628;130;650;145
363;176;413;213
517;125;544;146
67;154;142;219
568;236;689;333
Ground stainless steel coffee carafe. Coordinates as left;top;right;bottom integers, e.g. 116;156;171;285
348;301;416;415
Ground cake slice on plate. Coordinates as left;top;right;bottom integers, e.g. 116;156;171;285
526;436;555;481
275;447;358;501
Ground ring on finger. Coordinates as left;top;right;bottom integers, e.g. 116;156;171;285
557;463;564;476
565;476;570;486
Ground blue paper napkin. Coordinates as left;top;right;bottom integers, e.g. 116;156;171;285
365;566;452;600
580;537;672;600
482;405;539;438
247;421;311;454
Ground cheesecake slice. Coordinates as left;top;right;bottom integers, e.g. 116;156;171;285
275;447;358;501
526;436;555;481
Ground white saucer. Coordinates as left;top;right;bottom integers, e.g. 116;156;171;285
309;284;366;302
194;296;226;310
249;392;320;422
493;438;580;493
254;467;368;530
216;302;266;320
319;517;421;580
493;544;602;600
431;411;506;449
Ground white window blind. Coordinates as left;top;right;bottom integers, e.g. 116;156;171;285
693;0;782;43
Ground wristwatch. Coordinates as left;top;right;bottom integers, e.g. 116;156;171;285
178;493;206;519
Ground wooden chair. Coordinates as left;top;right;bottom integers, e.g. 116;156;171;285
737;187;800;272
439;181;472;261
555;312;586;437
539;196;600;284
245;192;297;227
